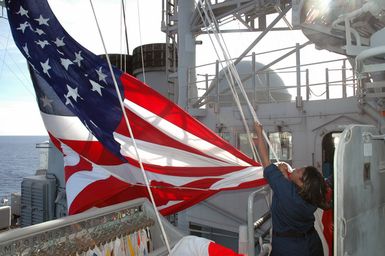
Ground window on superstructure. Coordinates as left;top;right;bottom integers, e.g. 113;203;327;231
268;131;292;164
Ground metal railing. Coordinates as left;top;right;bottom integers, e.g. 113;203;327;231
247;185;271;256
188;49;356;109
0;198;183;256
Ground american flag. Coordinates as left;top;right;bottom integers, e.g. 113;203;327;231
6;0;265;215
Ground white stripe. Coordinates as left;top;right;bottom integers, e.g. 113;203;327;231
41;112;97;141
63;145;110;208
65;150;263;209
100;162;263;190
210;166;264;189
157;200;184;211
114;132;234;167
124;99;250;166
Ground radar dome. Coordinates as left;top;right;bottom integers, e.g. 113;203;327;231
209;61;291;106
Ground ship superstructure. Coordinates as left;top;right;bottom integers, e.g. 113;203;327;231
0;1;384;255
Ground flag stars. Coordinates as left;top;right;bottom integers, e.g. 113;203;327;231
34;28;45;36
40;59;51;78
60;58;73;71
64;94;73;107
53;37;65;47
89;80;104;96
16;21;30;33
66;84;83;103
22;43;30;58
35;40;50;49
96;67;107;83
16;6;29;18
35;15;49;26
73;51;84;67
40;95;54;109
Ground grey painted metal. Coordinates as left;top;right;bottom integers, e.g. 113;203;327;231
20;175;56;227
342;60;347;98
0;198;184;255
334;125;385;256
177;0;196;109
0;206;10;230
233;4;292;66
295;43;302;107
247;186;270;256
326;68;330;99
356;46;385;73
359;103;385;133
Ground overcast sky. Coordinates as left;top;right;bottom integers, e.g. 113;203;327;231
0;0;346;135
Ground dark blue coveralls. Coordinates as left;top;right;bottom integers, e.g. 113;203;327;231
264;164;324;256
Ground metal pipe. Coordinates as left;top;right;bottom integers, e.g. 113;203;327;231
216;60;219;105
247;186;269;256
254;211;271;230
233;5;292;66
326;68;330;99
295;43;302;107
356;46;385;73
306;69;309;101
342;60;347;98
252;52;256;106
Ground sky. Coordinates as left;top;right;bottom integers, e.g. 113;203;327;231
0;0;348;135
0;0;164;135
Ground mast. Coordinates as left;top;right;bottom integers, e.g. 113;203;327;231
177;0;197;109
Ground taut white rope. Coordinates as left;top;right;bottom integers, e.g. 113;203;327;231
197;0;280;162
88;1;171;253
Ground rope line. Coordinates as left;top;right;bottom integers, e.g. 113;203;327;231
136;0;146;84
88;1;170;253
197;0;280;162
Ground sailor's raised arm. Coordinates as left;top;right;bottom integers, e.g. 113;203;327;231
253;122;270;167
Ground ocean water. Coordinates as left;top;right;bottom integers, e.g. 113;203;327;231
0;136;49;200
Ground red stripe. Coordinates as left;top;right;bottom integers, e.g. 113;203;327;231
124;154;252;176
61;139;124;165
48;133;63;153
121;73;257;166
64;156;93;181
208;242;244;256
68;176;131;214
68;172;266;215
115;108;228;164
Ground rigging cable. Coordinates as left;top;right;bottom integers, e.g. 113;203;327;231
88;1;171;253
0;26;34;96
136;0;146;84
121;0;129;72
197;0;280;162
196;0;258;161
205;0;279;162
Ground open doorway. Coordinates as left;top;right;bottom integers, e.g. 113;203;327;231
321;131;341;179
321;131;341;256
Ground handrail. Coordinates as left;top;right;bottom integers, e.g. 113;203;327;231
355;46;385;74
247;185;270;256
190;57;355;108
0;198;183;255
